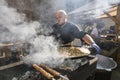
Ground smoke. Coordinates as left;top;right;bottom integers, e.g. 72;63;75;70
68;0;120;17
0;0;64;67
23;36;64;67
3;0;119;67
0;0;37;42
51;0;90;11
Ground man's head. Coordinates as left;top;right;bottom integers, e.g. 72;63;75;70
55;10;67;25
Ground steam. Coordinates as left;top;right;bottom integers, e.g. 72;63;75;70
0;0;64;67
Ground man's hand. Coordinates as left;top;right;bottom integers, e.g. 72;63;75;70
91;43;101;54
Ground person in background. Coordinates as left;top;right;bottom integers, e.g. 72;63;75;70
52;10;101;54
84;20;93;34
109;25;115;34
90;23;100;45
90;20;105;46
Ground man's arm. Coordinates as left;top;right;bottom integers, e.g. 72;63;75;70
82;34;95;46
71;23;101;54
82;34;101;54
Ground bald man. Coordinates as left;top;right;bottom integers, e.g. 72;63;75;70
52;10;101;54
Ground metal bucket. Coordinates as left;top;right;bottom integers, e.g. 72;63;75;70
96;54;117;71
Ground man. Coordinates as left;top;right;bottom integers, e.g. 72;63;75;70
52;10;100;54
89;23;101;45
90;24;99;39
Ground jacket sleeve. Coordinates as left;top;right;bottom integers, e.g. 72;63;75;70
71;24;86;40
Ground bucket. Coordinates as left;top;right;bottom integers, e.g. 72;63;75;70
95;54;117;80
96;54;117;71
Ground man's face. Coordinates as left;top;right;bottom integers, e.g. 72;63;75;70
55;12;66;25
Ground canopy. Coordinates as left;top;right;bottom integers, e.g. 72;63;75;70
97;6;118;18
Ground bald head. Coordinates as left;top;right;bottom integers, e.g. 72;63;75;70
55;10;67;25
56;10;67;16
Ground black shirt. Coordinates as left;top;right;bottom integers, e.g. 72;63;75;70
52;22;86;44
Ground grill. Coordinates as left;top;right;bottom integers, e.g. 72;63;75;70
55;55;97;80
24;55;97;80
0;55;98;80
0;44;98;80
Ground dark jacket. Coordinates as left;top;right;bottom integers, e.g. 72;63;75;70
52;22;86;44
